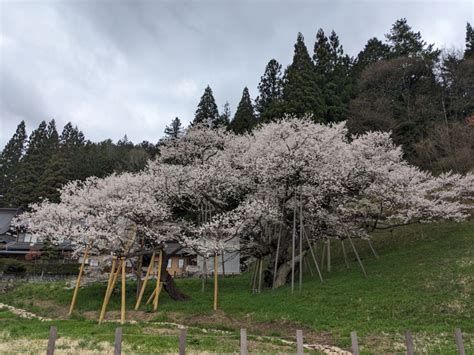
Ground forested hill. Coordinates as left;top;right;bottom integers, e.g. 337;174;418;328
1;18;473;208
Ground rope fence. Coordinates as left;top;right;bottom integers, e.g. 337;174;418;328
43;325;469;354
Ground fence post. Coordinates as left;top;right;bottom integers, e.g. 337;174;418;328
405;331;414;355
114;327;122;355
454;328;465;355
351;331;359;355
46;326;57;355
296;329;304;355
240;328;248;355
179;327;187;355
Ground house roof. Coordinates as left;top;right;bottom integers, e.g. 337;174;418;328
0;208;19;235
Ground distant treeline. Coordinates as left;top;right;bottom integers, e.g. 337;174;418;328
1;18;473;208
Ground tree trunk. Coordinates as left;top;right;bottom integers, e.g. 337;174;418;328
160;254;189;301
272;252;306;289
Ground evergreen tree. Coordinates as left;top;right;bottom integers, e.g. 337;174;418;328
164;117;184;139
385;18;440;60
465;22;474;59
5;121;53;206
0;121;27;206
229;87;257;134
218;102;232;126
282;33;325;121
355;37;391;72
313;29;354;122
192;85;220;128
255;59;283;121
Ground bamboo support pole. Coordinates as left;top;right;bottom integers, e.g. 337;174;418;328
68;245;90;315
348;237;368;278
120;257;126;324
153;250;163;311
213;253;218;311
98;257;119;324
134;252;155;310
257;257;263;293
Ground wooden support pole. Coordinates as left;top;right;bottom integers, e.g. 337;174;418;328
305;256;314;276
251;259;259;291
299;201;303;292
455;328;465;355
99;257;119;324
257;256;263;293
145;282;162;306
213;253;218;311
114;327;122;355
351;331;360;355
120;257;126;324
348;237;368;278
272;223;282;290
68;245;90;315
134;252;155;310
221;252;225;279
153;250;163;311
303;230;323;283
367;238;379;259
179;327;187;355
291;196;297;293
201;257;208;292
321;241;327;271
327;238;331;272
46;326;57;355
341;239;350;268
296;329;304;355
240;328;248;355
405;330;414;355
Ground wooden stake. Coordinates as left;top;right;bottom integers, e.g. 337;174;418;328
296;329;304;355
348;237;368;278
114;327;122;355
213;253;218;311
98;257;118;324
351;331;360;355
120;257;126;324
153;250;163;311
405;330;414;355
46;326;57;355
455;328;465;355
291;195;297;293
341;239;350;268
68;244;90;315
134;252;155;310
240;328;248;355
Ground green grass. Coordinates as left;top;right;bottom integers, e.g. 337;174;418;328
1;221;473;354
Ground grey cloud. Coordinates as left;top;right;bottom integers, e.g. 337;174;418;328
1;0;472;147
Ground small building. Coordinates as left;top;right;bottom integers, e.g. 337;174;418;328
0;207;73;260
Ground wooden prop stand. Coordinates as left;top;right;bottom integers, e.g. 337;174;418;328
153;250;163;311
134;251;156;310
98;257;118;324
68;244;91;315
213;253;218;311
120;257;126;324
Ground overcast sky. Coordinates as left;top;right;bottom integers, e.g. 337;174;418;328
1;0;472;148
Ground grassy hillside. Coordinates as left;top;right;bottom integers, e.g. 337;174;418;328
1;221;473;353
